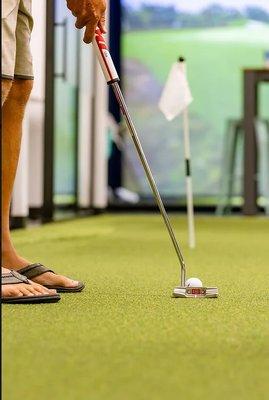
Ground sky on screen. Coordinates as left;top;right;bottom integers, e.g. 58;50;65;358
124;0;269;12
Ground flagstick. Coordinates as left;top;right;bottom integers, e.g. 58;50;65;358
158;56;196;248
182;106;196;248
179;58;196;249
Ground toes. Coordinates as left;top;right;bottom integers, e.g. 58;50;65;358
2;284;55;299
19;286;35;297
11;288;26;297
29;280;46;290
58;276;79;288
68;280;79;288
27;285;44;296
36;286;57;295
52;275;76;288
8;288;22;297
29;280;55;295
26;285;56;296
48;289;57;294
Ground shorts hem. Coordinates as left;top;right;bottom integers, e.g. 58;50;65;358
2;74;14;80
14;74;34;80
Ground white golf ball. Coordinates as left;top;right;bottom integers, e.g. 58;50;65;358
185;277;203;287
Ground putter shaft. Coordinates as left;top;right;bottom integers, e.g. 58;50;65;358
111;82;186;286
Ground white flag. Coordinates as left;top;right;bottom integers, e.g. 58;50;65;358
159;62;193;121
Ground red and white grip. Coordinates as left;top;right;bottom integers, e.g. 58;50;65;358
92;28;119;84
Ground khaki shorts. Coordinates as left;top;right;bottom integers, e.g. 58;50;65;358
2;0;34;80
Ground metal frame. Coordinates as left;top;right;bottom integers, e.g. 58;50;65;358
243;69;269;215
43;1;80;221
43;0;55;222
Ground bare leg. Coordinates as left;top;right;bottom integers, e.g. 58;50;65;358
1;79;56;298
2;79;13;105
1;79;78;288
2;79;33;266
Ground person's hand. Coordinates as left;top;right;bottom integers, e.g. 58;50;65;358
66;0;106;43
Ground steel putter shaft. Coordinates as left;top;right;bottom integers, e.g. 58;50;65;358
92;29;218;298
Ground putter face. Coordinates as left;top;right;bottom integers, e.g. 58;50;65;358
173;286;218;298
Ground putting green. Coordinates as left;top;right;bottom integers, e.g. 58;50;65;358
3;214;269;400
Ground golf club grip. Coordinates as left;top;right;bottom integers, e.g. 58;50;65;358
92;28;119;84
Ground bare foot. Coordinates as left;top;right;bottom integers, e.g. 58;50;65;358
2;247;79;288
1;267;57;299
30;271;79;288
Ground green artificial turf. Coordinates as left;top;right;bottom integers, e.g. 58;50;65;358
3;214;269;400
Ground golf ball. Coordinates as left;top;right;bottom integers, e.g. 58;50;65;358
185;277;203;287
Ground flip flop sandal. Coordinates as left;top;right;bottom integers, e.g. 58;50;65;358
17;263;85;293
1;270;61;304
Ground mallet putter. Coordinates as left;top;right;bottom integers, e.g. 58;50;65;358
93;29;218;298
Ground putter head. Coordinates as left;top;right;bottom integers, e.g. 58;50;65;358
173;286;218;298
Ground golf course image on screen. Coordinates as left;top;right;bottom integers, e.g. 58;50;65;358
121;0;269;201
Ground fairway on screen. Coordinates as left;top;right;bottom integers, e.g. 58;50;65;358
122;0;269;202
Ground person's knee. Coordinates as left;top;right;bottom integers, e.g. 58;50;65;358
1;79;13;106
11;79;34;104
